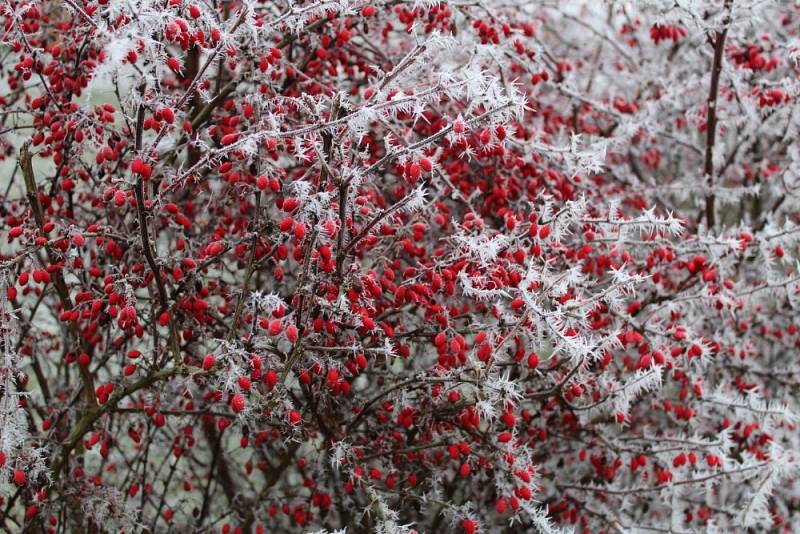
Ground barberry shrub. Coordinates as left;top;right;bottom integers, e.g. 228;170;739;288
1;0;799;532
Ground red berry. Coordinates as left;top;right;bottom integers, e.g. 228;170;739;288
406;163;421;180
238;376;251;392
167;56;181;73
294;222;306;240
9;226;23;239
264;369;278;389
286;324;298;343
288;410;302;424
161;107;175;124
461;519;477;534
221;133;239;146
459;463;471;477
230;394;246;413
268;319;282;336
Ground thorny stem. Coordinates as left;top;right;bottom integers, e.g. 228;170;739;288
132;106;180;366
703;0;733;230
558;462;768;496
48;363;189;495
226;189;264;341
146;9;249;155
20;142;97;409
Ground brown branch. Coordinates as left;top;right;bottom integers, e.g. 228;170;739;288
296;94;341;323
341;190;418;258
226;190;263;341
50;365;190;480
703;0;733;229
199;420;253;528
19;141;97;410
147;9;249;153
132;105;181;365
558;462;768;496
